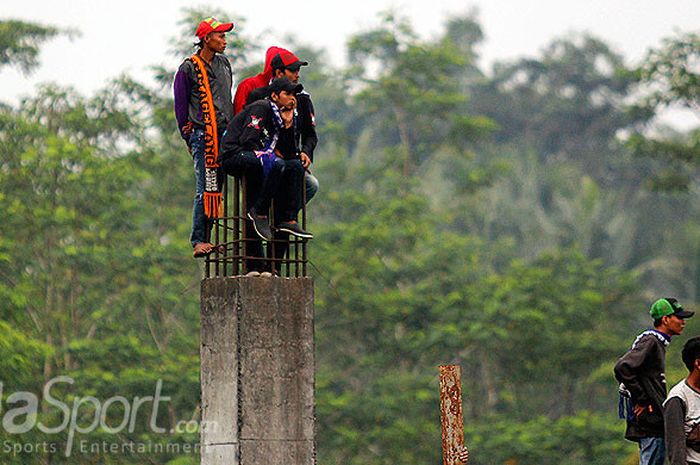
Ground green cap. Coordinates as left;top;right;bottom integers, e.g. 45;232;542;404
650;297;694;320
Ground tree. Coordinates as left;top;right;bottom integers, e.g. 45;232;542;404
0;72;203;463
0;20;69;74
167;7;254;65
627;32;700;191
470;35;639;184
346;11;494;178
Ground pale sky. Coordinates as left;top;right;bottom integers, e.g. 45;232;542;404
1;0;699;108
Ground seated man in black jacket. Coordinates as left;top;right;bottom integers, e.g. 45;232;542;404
219;77;312;274
246;50;319;204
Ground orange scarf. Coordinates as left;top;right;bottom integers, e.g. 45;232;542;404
190;54;222;218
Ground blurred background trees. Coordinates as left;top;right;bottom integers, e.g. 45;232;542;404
1;7;699;465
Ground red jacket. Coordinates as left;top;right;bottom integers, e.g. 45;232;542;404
233;46;288;115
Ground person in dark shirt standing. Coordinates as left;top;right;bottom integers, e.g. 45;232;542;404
173;17;234;258
664;336;700;465
615;298;694;465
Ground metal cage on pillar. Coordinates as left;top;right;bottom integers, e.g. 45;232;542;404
204;176;309;278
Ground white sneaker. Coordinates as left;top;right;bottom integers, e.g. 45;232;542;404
260;271;273;277
245;271;261;277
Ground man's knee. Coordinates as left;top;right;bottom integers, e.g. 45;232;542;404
292;158;304;170
284;159;304;177
222;151;260;176
271;157;287;172
305;173;319;201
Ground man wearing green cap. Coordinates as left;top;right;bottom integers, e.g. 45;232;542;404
615;298;695;465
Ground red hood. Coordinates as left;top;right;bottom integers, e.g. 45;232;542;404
262;46;291;81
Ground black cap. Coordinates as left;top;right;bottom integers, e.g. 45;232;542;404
270;51;309;72
269;77;303;95
284;61;308;72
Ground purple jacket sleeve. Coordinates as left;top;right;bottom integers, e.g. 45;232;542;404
173;67;192;141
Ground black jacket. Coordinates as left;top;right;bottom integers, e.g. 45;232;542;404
219;99;295;163
614;330;670;440
296;92;318;161
245;88;318;161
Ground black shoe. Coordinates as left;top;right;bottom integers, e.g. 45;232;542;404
247;210;272;241
276;221;313;239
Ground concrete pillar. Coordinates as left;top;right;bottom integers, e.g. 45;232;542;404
200;277;315;465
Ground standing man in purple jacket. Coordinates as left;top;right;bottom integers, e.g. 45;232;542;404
615;298;694;465
173;17;234;257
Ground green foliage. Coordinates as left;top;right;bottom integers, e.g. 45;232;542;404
627;32;700;190
0;22;201;461
470;34;639;183
2;9;700;465
627;130;700;191
637;32;700;110
168;6;255;65
346;11;495;177
0;20;70;74
467;411;636;465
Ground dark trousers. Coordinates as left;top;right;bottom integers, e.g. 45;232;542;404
221;152;304;272
271;158;306;272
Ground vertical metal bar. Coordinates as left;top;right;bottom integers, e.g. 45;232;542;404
270;199;276;275
439;365;466;465
241;176;248;274
234;176;240;276
293;236;299;278
204;214;211;278
297;179;305;277
222;176;228;277
302;180;307;277
204;216;211;279
214;213;220;278
284;235;290;278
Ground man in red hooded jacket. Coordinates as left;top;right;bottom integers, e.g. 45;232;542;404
233;46;285;115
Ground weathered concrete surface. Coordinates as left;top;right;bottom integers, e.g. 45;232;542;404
201;279;239;447
201;444;239;465
200;277;315;465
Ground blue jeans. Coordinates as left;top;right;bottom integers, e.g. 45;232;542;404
639;437;665;465
305;172;319;203
189;129;208;246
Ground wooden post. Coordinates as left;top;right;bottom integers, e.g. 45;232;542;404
439;365;466;465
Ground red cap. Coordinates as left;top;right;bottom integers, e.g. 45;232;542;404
195;17;234;39
270;50;309;71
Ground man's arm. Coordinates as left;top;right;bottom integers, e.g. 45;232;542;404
665;396;688;465
219;108;270;163
233;78;252;115
614;336;657;405
173;64;193;141
234;108;271;152
298;94;317;162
